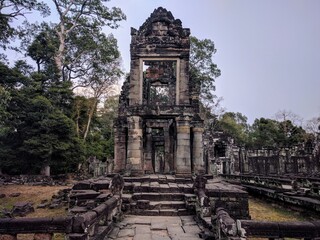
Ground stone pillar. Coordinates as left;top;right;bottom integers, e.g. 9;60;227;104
175;116;191;176
144;127;153;173
127;116;143;176
114;125;127;173
193;126;205;174
128;59;141;105
178;59;190;104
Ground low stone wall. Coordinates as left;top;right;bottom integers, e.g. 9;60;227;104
0;174;68;186
221;174;320;213
214;208;320;240
206;180;250;219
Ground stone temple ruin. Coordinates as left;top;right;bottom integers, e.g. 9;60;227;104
114;7;204;176
1;7;320;240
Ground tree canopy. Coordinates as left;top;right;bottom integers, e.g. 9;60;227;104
0;0;125;175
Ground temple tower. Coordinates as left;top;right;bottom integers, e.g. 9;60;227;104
114;7;204;176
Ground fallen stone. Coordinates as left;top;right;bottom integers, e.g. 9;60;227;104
36;203;49;209
9;192;21;197
49;203;60;209
11;202;34;217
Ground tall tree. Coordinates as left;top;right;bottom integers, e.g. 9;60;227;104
218;112;249;146
189;36;221;107
0;59;83;174
250;118;280;149
0;0;50;49
50;0;125;81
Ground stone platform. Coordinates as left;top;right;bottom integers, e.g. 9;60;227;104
107;215;210;240
68;174;249;220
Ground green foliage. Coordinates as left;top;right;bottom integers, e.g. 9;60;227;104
0;0;50;49
218;112;249;146
0;61;83;174
0;86;11;124
249;118;308;150
190;36;221;104
0;1;125;174
49;0;125;81
250;118;279;149
74;95;119;161
27;26;59;73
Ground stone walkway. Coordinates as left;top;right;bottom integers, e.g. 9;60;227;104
106;215;208;240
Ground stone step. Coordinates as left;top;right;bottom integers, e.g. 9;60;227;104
149;200;186;209
124;182;194;194
133;208;193;216
131;200;186;210
123;175;193;184
132;192;185;201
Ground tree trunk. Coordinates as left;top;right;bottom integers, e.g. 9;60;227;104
83;98;98;141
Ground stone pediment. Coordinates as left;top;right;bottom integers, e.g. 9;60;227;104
131;7;190;47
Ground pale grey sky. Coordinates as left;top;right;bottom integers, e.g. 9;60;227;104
108;0;320;123
2;0;320;124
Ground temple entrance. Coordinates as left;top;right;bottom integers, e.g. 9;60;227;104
153;145;165;173
113;7;205;176
148;126;172;174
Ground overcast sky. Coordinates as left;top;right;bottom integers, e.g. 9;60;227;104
107;0;320;124
2;1;319;124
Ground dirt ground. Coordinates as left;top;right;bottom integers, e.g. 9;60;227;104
0;184;69;217
0;184;69;240
249;196;320;221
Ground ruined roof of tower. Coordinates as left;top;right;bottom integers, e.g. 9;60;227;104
133;7;189;37
139;7;180;30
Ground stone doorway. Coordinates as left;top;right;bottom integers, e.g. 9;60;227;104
150;126;170;174
153;145;165;173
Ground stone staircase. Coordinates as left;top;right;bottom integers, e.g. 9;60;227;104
122;175;197;216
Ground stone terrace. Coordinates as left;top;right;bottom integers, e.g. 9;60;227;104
107;215;209;240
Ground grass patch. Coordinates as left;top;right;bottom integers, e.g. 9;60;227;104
17;233;65;240
249;196;313;221
0;184;69;218
0;184;70;239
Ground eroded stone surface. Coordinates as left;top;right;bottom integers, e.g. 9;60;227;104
107;215;206;240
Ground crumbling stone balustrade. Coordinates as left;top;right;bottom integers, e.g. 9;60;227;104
193;175;210;217
214;208;242;240
0;196;120;240
221;174;320;213
0;217;72;240
239;219;320;239
214;207;320;240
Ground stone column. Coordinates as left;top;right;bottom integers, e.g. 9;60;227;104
144;127;153;174
114;125;127;173
193;126;205;174
127;116;143;176
175;116;191;176
178;59;190;104
128;58;141;105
